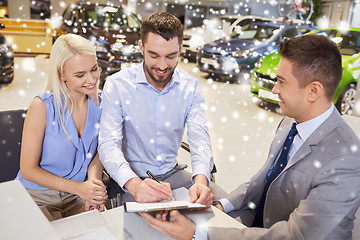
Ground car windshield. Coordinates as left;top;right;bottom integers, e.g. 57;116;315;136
316;30;360;55
220;17;238;26
82;6;141;29
201;16;237;31
230;24;278;41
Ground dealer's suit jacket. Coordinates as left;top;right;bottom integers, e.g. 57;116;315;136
209;109;360;240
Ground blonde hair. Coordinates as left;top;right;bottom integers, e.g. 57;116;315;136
49;33;99;139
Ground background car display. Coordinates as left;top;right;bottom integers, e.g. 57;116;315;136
182;15;281;61
250;27;360;115
196;20;315;82
56;2;142;89
0;23;14;87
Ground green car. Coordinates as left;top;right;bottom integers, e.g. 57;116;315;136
250;27;360;115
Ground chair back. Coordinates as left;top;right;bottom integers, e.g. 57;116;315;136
342;115;360;239
0;109;26;182
342;115;360;138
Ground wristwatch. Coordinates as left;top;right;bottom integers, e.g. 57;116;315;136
212;200;220;206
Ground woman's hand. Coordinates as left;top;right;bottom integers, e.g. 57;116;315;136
76;179;108;205
85;200;105;212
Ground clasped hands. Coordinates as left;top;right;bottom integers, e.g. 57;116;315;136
77;179;108;211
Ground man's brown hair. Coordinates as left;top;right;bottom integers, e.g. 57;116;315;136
279;34;342;100
140;12;183;46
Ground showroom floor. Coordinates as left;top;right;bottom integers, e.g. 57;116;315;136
0;56;283;193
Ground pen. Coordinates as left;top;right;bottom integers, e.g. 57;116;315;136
146;170;175;201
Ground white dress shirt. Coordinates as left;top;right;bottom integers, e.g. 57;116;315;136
98;63;214;189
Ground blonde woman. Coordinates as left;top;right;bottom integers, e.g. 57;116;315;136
16;34;107;221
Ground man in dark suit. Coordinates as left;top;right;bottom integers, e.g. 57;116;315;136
140;34;360;240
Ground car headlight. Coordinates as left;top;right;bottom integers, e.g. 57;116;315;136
254;56;265;69
118;44;140;55
183;34;191;41
0;43;12;54
233;49;251;58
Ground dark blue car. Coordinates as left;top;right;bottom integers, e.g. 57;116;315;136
0;24;14;87
196;20;315;81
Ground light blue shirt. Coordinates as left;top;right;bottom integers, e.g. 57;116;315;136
16;92;101;190
98;63;214;189
219;105;336;213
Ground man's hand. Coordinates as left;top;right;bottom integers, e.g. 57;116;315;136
140;210;195;240
125;177;173;202
189;174;213;207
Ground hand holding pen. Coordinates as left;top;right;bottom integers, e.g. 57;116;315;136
146;171;175;201
125;172;174;203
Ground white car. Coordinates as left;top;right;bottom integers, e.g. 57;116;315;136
182;15;282;61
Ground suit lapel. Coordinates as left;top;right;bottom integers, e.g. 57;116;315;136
243;111;342;209
283;110;341;172
243;117;294;204
242;110;343;216
264;120;292;173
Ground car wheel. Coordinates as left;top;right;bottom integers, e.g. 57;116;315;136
336;83;357;115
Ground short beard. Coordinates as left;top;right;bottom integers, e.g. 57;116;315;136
144;61;177;84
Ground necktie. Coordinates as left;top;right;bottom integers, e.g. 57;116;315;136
252;122;298;227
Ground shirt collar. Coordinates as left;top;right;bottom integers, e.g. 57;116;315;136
135;62;148;84
296;104;335;142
